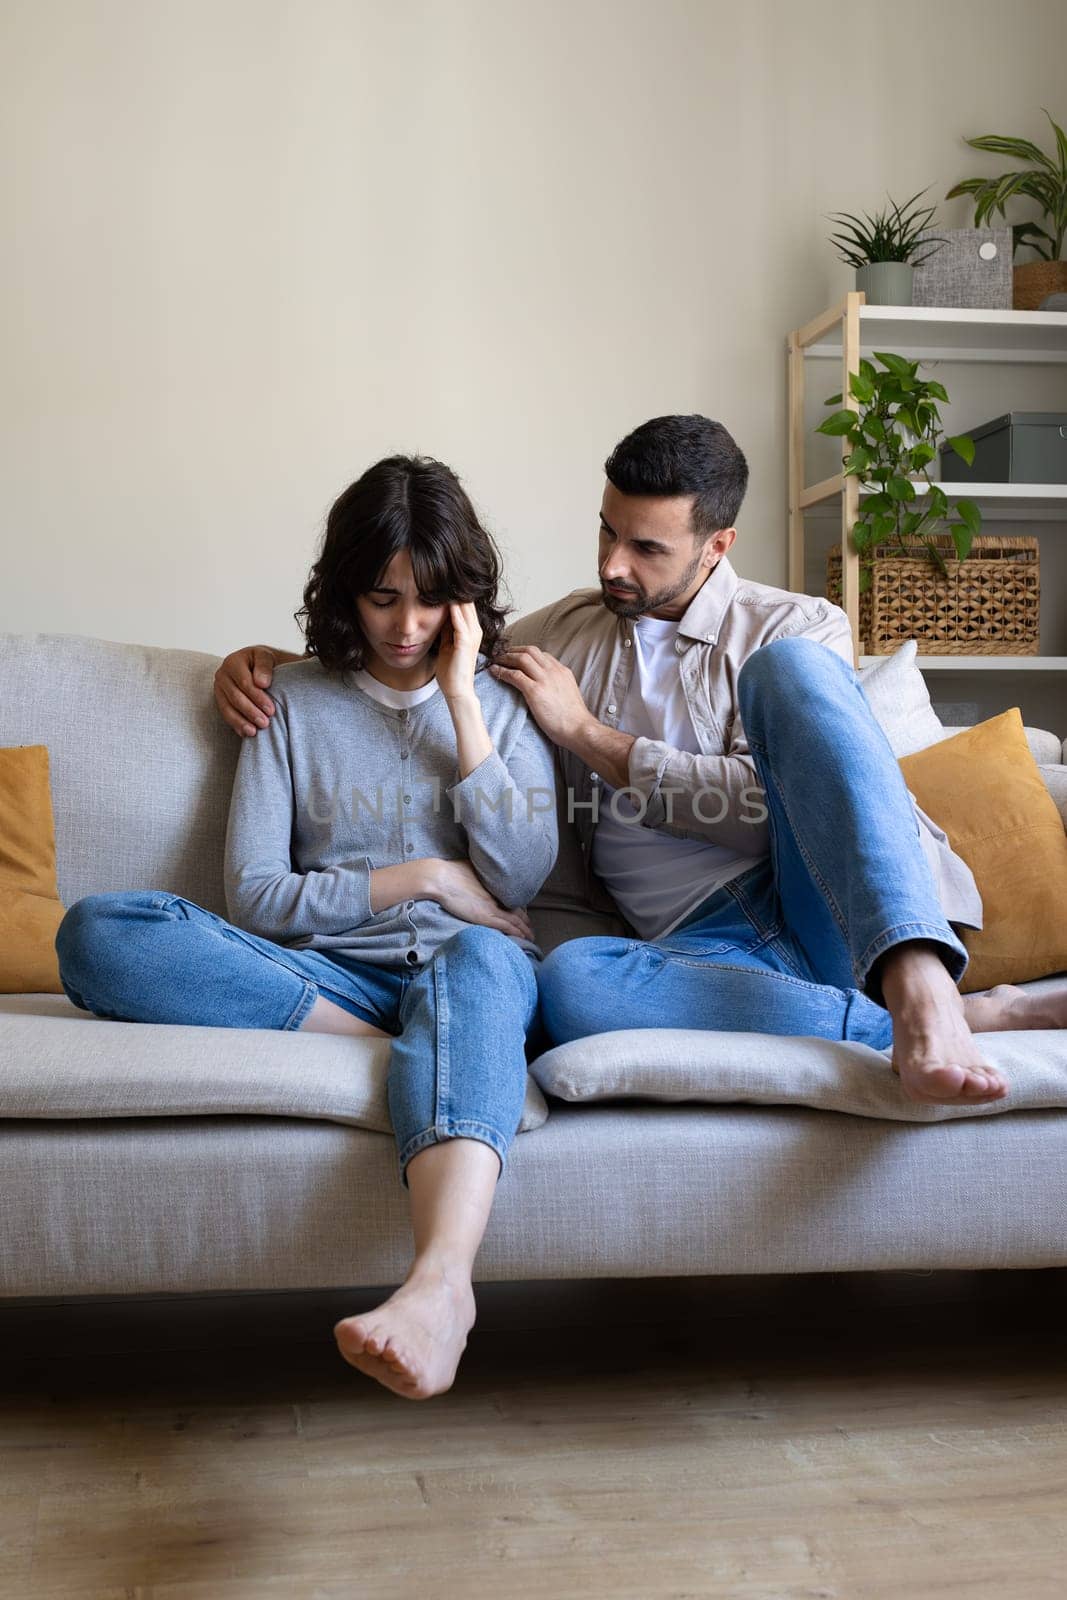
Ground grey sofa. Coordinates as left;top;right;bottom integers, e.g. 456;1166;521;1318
2;631;1067;1302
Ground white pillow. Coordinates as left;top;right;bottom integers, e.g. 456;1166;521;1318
530;1025;1067;1122
858;641;946;756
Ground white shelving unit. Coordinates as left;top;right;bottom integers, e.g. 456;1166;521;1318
802;304;1067;365
787;295;1067;689
801;481;1067;520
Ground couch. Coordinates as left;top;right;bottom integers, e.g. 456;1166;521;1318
2;631;1067;1302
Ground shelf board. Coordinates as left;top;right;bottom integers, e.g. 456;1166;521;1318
802;480;1067;520
860;654;1067;672
802;305;1067;364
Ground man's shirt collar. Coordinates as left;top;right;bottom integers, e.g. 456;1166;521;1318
673;553;739;645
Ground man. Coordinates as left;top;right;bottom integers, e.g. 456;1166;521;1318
215;414;1064;1108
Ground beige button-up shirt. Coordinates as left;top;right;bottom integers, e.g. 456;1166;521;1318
507;555;982;930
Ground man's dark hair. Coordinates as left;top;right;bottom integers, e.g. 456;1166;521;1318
295;455;510;675
604;414;749;539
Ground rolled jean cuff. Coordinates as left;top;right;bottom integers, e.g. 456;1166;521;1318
397;1120;510;1190
281;981;319;1032
858;919;970;1005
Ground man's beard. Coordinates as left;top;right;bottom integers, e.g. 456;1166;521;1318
599;549;709;619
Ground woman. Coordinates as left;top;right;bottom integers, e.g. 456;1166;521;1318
55;456;558;1401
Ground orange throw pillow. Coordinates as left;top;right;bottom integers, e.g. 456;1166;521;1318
0;745;66;993
899;709;1067;993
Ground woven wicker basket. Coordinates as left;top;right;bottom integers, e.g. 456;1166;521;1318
827;534;1040;656
1013;259;1067;311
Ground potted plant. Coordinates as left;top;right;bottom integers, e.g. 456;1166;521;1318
946;108;1067;309
818;353;981;587
826;189;945;306
815;356;1040;657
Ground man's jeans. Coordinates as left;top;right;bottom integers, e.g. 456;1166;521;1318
55;896;539;1188
538;637;969;1051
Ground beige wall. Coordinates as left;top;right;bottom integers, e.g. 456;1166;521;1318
3;0;1065;655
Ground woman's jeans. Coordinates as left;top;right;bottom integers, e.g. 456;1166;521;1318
538;637;970;1051
55;896;539;1189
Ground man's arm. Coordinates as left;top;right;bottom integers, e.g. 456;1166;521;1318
213;644;310;737
491;606;855;856
488;643;766;851
558;719;634;791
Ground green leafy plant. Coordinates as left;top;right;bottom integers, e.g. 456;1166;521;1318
827;188;945;267
817;353;981;591
946;108;1067;261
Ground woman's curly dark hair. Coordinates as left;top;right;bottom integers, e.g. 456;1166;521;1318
295;455;512;676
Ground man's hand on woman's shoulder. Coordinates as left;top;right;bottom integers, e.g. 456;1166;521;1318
214;644;305;738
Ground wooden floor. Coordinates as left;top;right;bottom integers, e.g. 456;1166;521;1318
2;1269;1066;1599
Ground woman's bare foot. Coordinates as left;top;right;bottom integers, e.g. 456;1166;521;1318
333;1265;477;1400
963;979;1067;1035
879;943;1009;1106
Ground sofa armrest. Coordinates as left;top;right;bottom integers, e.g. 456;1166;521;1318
1040;765;1067;832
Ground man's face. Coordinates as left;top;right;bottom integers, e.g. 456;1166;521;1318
597;484;735;620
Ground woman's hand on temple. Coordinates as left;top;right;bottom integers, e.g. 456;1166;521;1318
426;859;535;942
434;601;482;703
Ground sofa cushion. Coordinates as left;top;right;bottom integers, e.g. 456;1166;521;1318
0;993;549;1134
899;710;1067;992
530;983;1067;1121
0;745;65;992
0;633;237;914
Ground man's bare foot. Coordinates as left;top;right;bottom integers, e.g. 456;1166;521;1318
879;943;1009;1106
963;979;1067;1035
333;1265;477;1400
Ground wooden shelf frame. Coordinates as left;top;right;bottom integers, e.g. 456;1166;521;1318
788;291;865;645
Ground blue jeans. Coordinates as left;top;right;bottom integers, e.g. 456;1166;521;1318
55;893;540;1189
538;636;969;1050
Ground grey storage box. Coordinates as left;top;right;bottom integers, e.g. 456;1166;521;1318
912;227;1013;310
941;412;1067;483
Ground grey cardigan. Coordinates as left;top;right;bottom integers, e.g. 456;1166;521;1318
223;655;559;969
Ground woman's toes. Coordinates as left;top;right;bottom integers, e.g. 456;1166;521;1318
383;1338;412;1373
333;1317;359;1352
